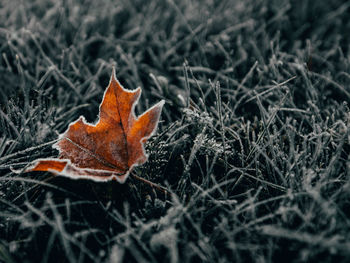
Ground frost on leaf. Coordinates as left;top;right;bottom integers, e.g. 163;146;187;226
27;69;164;183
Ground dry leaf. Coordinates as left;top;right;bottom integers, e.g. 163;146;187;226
27;69;164;183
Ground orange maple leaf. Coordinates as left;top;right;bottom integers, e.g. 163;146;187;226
27;69;164;183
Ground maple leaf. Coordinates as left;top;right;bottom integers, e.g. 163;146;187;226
27;69;164;183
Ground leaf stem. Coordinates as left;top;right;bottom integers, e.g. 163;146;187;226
130;173;171;197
